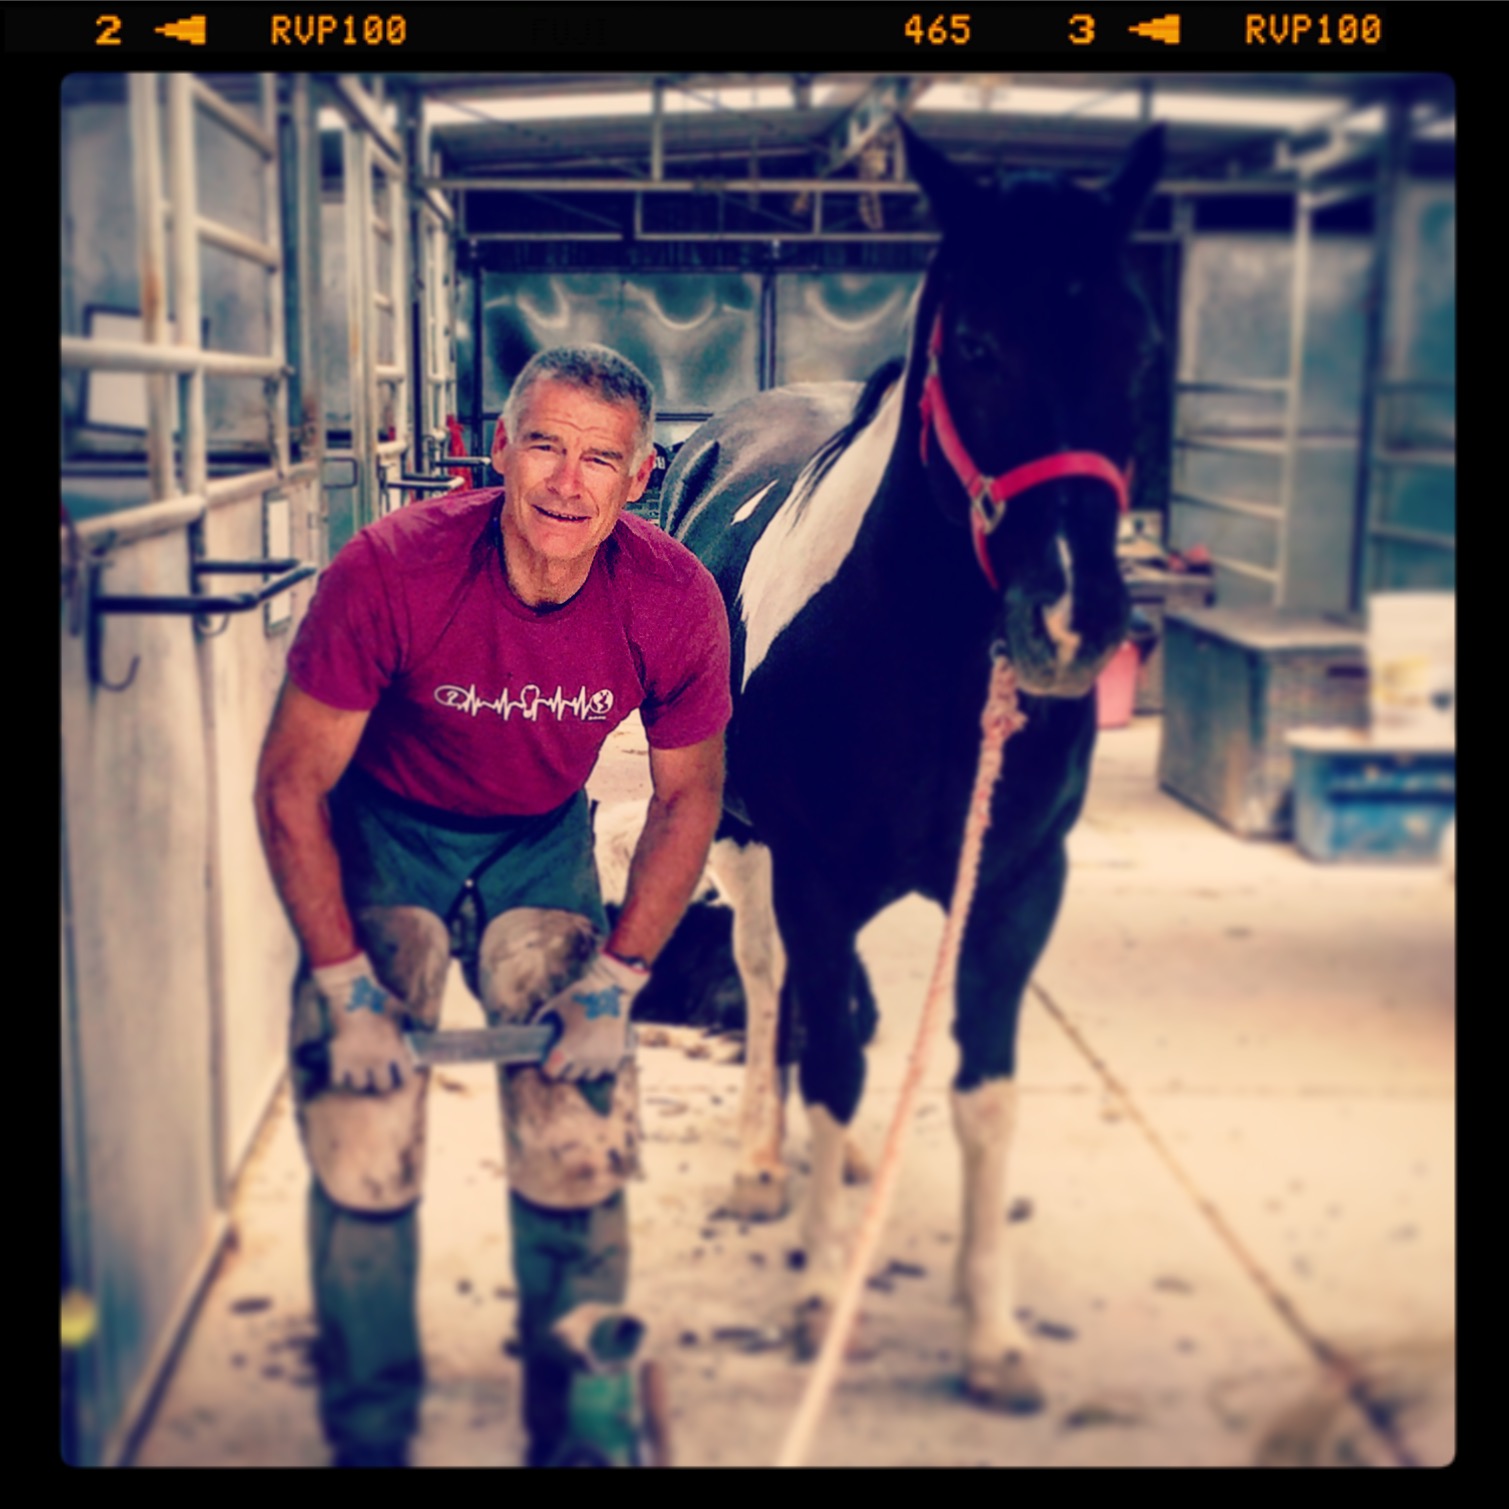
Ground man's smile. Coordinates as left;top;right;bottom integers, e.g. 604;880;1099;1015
534;502;591;523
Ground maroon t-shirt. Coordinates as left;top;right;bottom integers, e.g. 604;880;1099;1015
287;489;732;818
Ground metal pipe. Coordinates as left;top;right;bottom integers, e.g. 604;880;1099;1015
345;124;375;531
1176;379;1289;394
420;174;1305;198
325;75;402;168
190;77;275;157
465;231;624;242
633;230;939;244
385;157;411;461
62;494;207;550
167;76;206;501
1274;181;1314;609
1373;446;1455;470
1349;93;1407;610
95;562;317;615
60;466;319;558
1367;522;1455;550
1171;489;1282;522
197;214;280;269
60;337;288;378
650;80;663;181
1176;435;1286;457
205;463;317;505
759;267;776;390
289;75;328;497
261;72;291;477
1211;554;1280;583
128;75;174;504
387;476;463;493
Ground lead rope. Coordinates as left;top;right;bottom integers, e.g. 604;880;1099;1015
775;646;1028;1468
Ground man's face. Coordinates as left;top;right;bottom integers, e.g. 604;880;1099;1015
492;377;653;574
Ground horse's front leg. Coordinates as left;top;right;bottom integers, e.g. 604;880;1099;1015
712;837;791;1220
948;837;1070;1414
778;889;868;1360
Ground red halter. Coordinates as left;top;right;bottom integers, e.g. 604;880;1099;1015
917;310;1132;591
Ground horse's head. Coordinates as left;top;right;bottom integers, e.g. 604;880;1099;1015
903;119;1164;698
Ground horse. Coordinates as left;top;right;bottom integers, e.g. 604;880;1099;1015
659;118;1164;1410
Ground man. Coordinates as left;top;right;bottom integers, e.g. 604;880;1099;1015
254;345;730;1467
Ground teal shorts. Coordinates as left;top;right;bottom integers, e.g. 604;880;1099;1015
328;765;608;939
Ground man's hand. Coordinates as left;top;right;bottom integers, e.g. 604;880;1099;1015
534;951;649;1081
313;953;416;1094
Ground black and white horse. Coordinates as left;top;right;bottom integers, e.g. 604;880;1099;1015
660;120;1163;1410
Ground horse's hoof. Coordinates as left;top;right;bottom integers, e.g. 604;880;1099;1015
727;1170;790;1221
793;1297;875;1362
842;1137;872;1186
964;1350;1047;1414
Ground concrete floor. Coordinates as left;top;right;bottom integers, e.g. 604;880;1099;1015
130;715;1455;1468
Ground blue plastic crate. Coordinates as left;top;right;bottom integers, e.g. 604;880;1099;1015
1287;730;1455;863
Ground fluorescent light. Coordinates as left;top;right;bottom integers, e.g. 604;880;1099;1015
670;84;796;113
426;91;655;125
916;82;1140;118
1153;91;1349;129
423;83;795;128
914;80;1354;132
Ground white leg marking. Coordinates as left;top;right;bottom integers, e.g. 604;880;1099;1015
709;838;789;1216
738;376;904;692
1041;535;1081;670
951;1080;1035;1374
801;1103;848;1301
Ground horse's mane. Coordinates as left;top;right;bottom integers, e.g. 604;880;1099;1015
802;355;907;497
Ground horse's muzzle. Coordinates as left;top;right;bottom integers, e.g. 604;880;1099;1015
1000;589;1127;699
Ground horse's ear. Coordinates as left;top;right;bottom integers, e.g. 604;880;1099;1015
1103;124;1165;238
896;116;974;232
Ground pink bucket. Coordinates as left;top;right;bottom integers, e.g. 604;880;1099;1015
1096;641;1139;729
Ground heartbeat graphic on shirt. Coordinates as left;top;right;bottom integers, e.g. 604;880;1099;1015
434;683;615;722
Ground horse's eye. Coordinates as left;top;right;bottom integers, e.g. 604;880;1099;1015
956;332;990;366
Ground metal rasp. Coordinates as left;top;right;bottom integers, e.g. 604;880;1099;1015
295;1023;637;1080
402;1023;557;1067
403;1022;637;1068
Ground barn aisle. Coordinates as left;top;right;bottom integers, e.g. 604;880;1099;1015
130;713;1454;1467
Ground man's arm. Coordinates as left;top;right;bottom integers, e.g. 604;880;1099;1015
254;678;371;968
604;731;725;967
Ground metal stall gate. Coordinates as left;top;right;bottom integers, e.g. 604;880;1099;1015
1355;109;1455;596
1169;94;1454;613
319;78;460;552
412;163;465;478
60;72;323;1466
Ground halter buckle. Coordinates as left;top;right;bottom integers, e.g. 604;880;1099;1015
971;481;1007;537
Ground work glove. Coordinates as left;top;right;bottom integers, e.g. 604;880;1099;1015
534;950;649;1082
312;952;416;1094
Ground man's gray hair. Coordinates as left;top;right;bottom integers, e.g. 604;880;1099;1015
501;345;656;469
